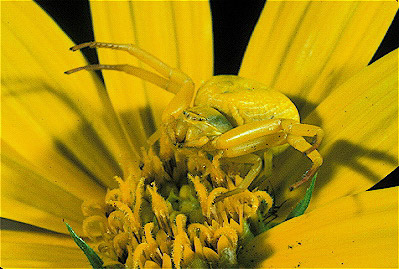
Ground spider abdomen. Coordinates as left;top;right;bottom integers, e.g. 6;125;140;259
195;75;300;127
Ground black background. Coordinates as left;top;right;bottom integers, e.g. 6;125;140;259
34;0;398;189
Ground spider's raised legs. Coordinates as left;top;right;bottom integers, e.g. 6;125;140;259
66;42;195;121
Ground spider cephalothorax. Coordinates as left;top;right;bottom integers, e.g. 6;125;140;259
165;106;233;150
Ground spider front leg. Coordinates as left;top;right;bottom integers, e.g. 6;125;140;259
66;44;195;128
280;120;323;190
67;42;189;93
213;133;285;201
212;118;323;200
214;153;262;202
66;42;195;118
286;134;323;190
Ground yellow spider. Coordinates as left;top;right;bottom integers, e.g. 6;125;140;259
66;42;323;200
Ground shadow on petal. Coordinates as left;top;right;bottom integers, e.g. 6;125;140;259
265;138;397;228
2;78;124;187
239;187;398;268
324;139;397;185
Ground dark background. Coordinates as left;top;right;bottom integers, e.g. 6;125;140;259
34;0;398;189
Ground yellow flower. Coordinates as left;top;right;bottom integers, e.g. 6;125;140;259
1;1;397;268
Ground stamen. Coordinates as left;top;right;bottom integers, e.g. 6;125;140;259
214;227;238;250
132;243;150;268
147;184;172;235
108;200;140;237
193;236;204;258
217;235;232;254
206;187;228;219
189;175;208;215
114;176;130;204
254;190;274;210
187;223;212;245
81;200;104;217
162;253;172;268
107;210;125;234
133;177;145;224
144;223;162;263
172;234;186;269
80;144;275;268
113;232;129;258
203;246;219;262
82;215;107;240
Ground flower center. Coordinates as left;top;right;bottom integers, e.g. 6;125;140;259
81;148;274;268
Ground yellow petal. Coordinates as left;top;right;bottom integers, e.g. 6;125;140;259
1;149;85;234
0;1;144;232
1;1;136;187
240;1;397;115
240;186;398;268
1;100;106;201
268;50;398;220
1;230;89;268
90;0;213;150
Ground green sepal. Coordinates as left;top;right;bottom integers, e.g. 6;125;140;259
286;173;317;221
65;222;104;269
240;221;255;247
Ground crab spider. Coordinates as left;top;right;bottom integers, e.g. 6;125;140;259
66;42;323;202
